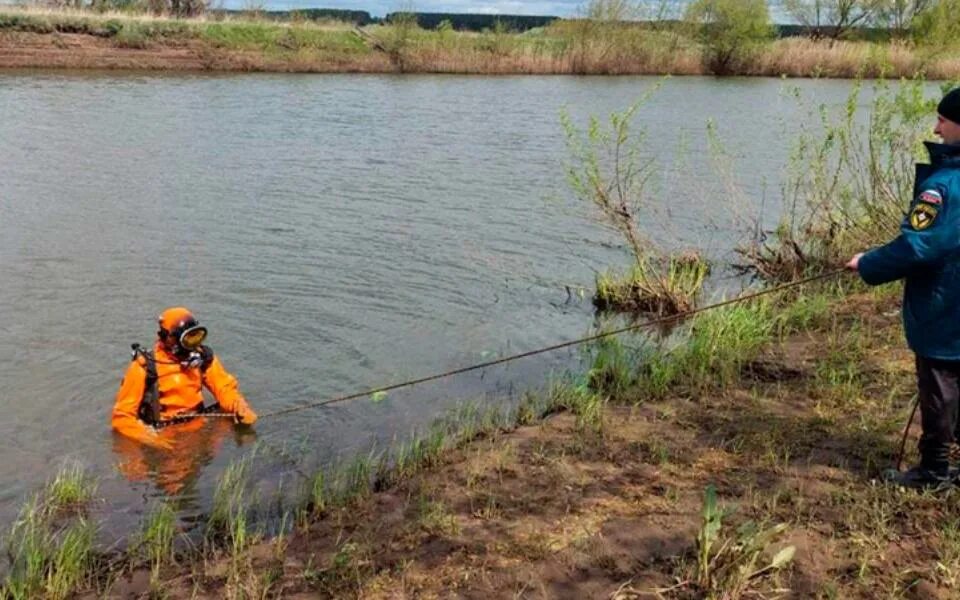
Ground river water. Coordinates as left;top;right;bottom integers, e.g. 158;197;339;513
0;72;877;539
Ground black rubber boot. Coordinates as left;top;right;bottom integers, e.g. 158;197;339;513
884;465;952;489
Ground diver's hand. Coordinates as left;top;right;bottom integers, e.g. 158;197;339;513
235;407;258;426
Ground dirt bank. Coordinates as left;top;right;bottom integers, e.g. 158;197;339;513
0;31;392;72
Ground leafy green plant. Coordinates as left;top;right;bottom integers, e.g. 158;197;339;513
694;484;796;597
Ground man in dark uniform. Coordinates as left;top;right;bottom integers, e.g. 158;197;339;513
848;87;960;488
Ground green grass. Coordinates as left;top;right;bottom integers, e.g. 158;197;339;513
1;464;98;600
0;8;367;56
547;380;607;435
198;21;366;53
637;296;777;398
207;455;255;555
45;462;97;514
584;333;635;397
775;287;834;335
306;469;326;517
44;520;95;600
138;502;177;585
415;492;460;536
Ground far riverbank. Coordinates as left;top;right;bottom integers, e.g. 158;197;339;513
2;9;960;77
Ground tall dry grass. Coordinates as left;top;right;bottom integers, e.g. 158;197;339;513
365;23;703;75
750;38;919;78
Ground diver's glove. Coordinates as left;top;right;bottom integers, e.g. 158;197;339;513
234;405;258;426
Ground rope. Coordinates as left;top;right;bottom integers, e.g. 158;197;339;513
161;268;848;426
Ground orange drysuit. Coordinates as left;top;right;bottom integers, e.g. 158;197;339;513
112;342;257;450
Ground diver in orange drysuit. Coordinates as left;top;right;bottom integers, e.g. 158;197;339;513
112;307;258;451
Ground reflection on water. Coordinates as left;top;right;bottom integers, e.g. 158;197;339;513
112;418;255;502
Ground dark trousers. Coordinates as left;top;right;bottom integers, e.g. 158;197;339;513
917;355;960;471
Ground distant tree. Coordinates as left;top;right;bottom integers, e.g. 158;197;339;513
782;0;884;39
384;10;420;71
583;0;638;21
684;0;773;75
636;0;682;20
911;0;960;50
875;0;933;37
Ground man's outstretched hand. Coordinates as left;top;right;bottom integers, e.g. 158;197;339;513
846;252;864;271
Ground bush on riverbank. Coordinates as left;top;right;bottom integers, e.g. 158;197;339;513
563;92;712;316
594;253;711;314
684;0;774;75
738;77;940;282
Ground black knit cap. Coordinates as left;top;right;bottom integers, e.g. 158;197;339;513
938;88;960;124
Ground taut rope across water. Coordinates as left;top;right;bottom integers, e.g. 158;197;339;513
163;268;848;427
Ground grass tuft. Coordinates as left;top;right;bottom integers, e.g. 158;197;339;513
594;252;711;315
637;297;776;398
1;464;98;600
137;501;177;586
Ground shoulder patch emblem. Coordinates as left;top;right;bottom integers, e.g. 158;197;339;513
920;189;943;205
910;203;939;230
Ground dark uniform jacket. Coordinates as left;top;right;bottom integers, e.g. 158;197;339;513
859;142;960;359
